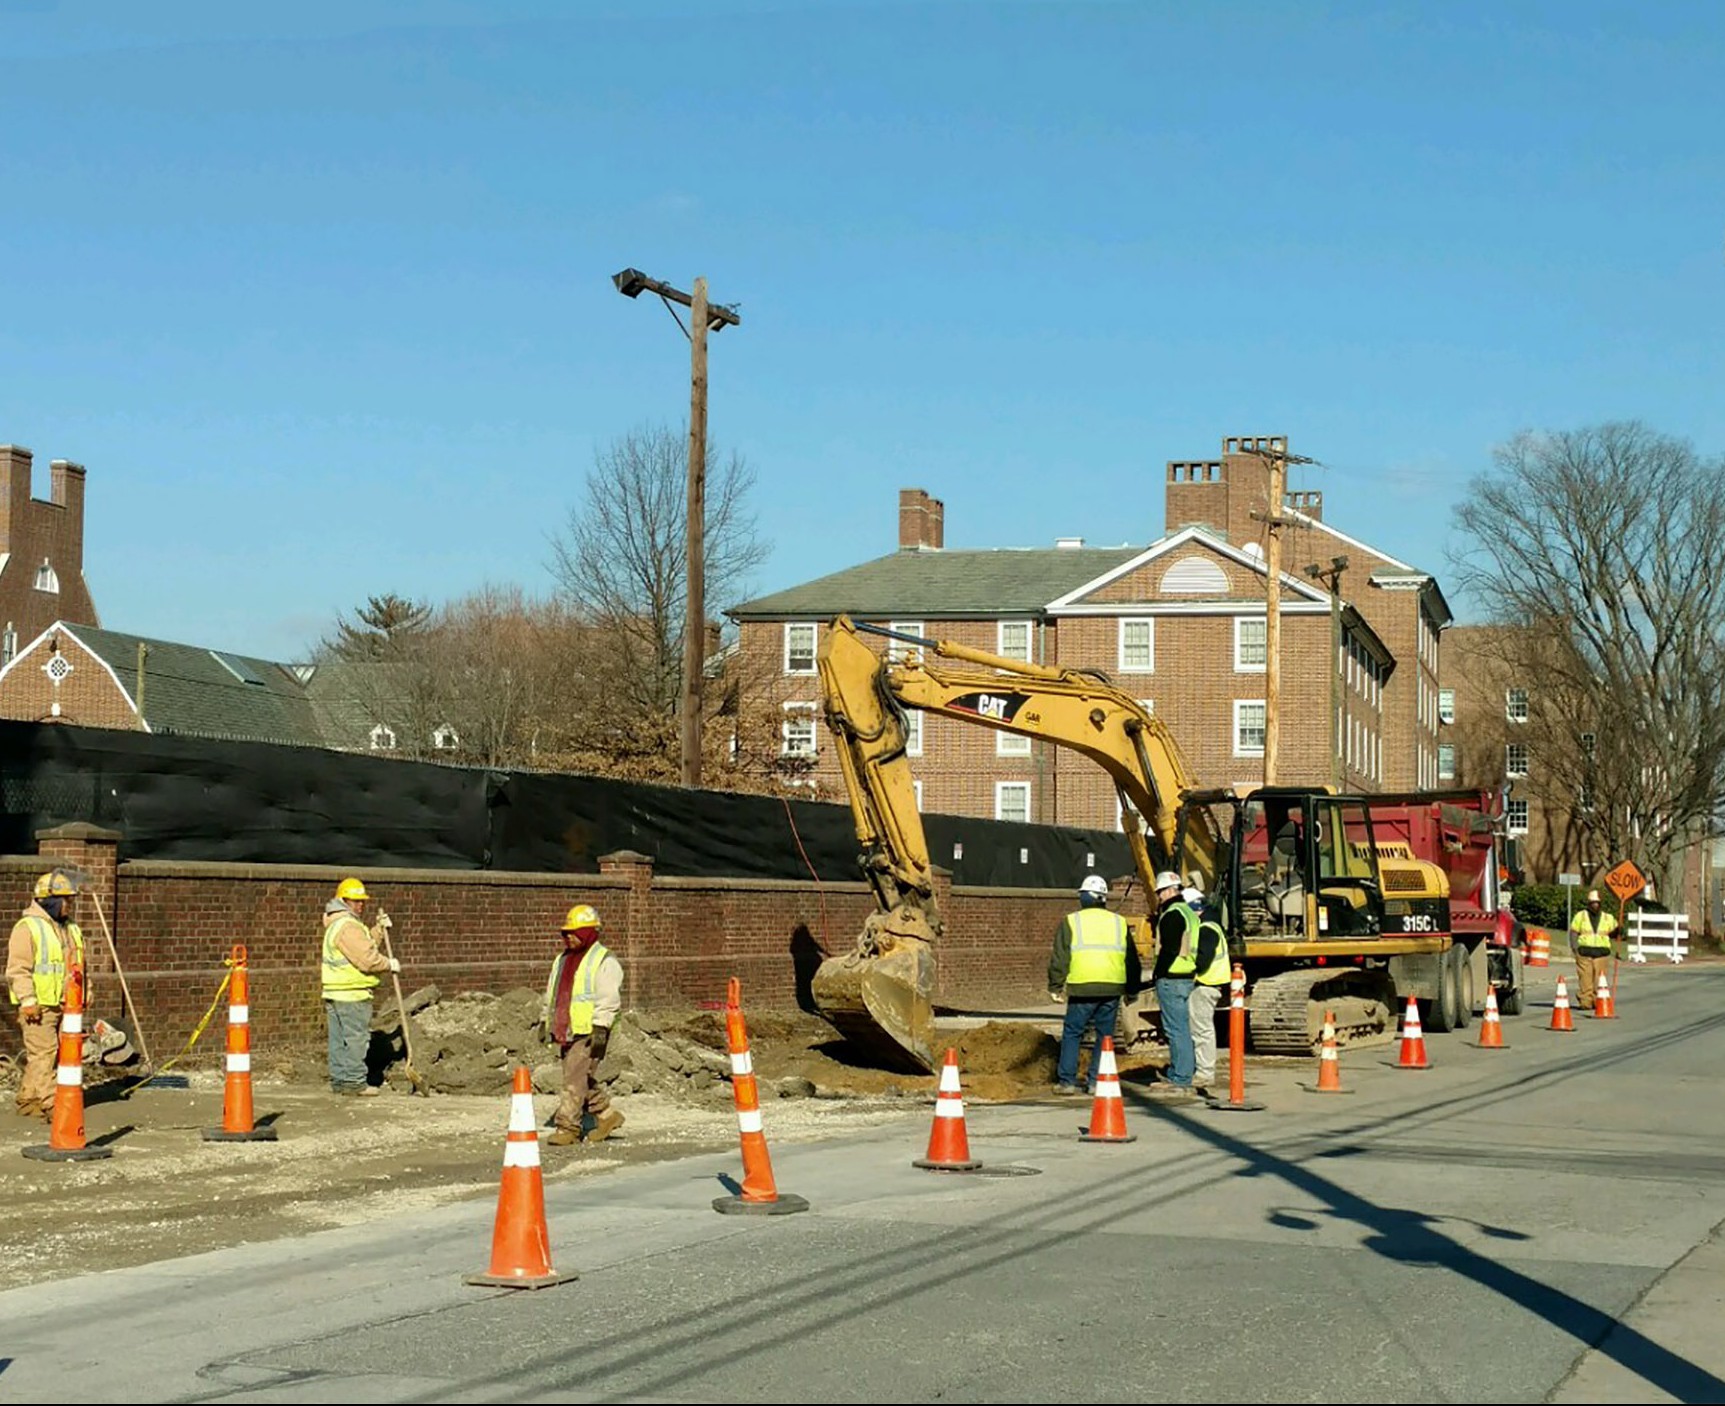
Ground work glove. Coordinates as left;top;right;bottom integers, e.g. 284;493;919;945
1047;987;1065;1004
22;1004;41;1024
387;957;402;974
591;1027;610;1062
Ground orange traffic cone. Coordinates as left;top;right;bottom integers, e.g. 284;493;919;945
1476;985;1507;1049
914;1048;982;1171
1312;1010;1350;1093
1548;976;1575;1032
1396;995;1431;1070
713;978;809;1215
23;967;112;1163
1593;970;1617;1020
464;1066;577;1289
1079;1036;1137;1143
203;945;277;1143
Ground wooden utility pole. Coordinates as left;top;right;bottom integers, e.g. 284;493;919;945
1306;556;1349;788
1249;441;1317;786
611;268;742;788
684;278;709;790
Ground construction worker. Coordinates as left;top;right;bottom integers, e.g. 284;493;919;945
320;877;397;1096
1185;883;1231;1095
1569;889;1618;1011
542;904;624;1146
1149;869;1198;1097
6;870;85;1120
1048;874;1140;1095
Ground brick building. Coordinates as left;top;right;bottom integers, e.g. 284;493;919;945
0;619;439;754
729;434;1445;830
0;444;100;664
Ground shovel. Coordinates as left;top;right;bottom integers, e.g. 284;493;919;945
377;914;430;1097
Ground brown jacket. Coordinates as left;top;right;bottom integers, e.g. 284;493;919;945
322;903;392;978
6;902;83;1009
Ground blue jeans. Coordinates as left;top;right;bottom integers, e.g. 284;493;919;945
325;997;373;1091
1156;977;1195;1087
1058;996;1120;1089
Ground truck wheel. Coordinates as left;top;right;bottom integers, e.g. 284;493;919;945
1499;983;1523;1017
1455;948;1475;1028
1425;953;1462;1033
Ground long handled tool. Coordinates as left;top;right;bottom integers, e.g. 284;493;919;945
377;914;429;1097
87;889;154;1072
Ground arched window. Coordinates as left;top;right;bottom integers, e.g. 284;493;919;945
1159;555;1228;595
33;559;59;594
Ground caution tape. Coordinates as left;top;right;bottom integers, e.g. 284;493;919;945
121;958;237;1097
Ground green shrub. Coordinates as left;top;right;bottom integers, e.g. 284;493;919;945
1508;883;1663;930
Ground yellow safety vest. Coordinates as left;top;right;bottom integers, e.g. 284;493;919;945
1570;910;1617;954
9;915;83;1007
544;942;610;1037
1194;917;1231;986
322;913;381;1001
1064;909;1128;987
1163;902;1198;976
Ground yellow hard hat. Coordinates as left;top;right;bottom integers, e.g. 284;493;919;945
336;877;370;902
560;904;601;932
33;870;77;900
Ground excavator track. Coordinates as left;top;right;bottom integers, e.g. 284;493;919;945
1248;967;1396;1056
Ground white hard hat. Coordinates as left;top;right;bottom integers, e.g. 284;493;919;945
1154;870;1182;892
1182;886;1204;906
1079;874;1110;898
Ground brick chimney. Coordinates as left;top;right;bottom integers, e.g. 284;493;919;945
50;459;86;567
898;487;945;551
0;445;32;551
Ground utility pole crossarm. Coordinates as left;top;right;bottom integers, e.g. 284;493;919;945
612;268;740;330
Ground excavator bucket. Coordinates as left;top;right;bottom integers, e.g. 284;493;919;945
811;913;937;1073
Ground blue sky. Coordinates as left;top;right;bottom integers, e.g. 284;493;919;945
3;0;1721;660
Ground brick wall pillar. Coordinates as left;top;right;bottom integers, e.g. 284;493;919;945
36;821;122;995
930;865;955;1005
598;849;653;1003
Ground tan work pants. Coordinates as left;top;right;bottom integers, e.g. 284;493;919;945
554;1034;613;1133
15;1007;61;1115
1575;949;1612;1009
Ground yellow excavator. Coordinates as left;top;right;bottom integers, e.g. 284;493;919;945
812;615;1461;1072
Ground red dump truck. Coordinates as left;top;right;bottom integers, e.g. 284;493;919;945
1364;788;1526;1025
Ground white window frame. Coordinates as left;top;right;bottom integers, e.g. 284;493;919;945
1506;742;1529;778
431;723;459;750
1438;688;1455;725
1117;617;1154;674
912;780;924;811
783;622;817;675
997;620;1032;663
1233;699;1266;758
1437;742;1456;781
903;709;924;758
887;622;924;663
1506;686;1529;723
1136;698;1155;718
781;703;818;758
997;728;1031;757
1233;616;1267;673
994;780;1031;823
0;624;14;665
369;723;397;751
1506;799;1529;835
33;560;58;594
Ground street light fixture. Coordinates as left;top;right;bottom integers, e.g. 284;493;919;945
611;267;742;788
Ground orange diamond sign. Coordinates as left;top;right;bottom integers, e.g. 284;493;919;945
1603;860;1646;904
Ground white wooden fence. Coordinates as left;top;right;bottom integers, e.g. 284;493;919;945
1626;912;1689;964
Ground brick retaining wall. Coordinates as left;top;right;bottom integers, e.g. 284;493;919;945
0;827;1134;1067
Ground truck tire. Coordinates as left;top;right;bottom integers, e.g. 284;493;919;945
1455;947;1475;1028
1425;950;1463;1033
1499;982;1524;1017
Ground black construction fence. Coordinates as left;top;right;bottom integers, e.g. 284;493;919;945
0;721;1136;890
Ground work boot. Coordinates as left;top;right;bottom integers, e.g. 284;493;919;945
584;1109;625;1144
546;1128;580;1147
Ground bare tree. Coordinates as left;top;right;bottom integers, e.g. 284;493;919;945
547;423;770;719
1451;422;1725;895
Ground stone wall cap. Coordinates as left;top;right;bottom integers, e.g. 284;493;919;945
35;823;124;843
598;849;656;866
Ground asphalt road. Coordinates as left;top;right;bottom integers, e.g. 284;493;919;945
5;960;1724;1404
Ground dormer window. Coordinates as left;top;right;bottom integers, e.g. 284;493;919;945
432;724;459;750
369;724;397;751
33;560;59;594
